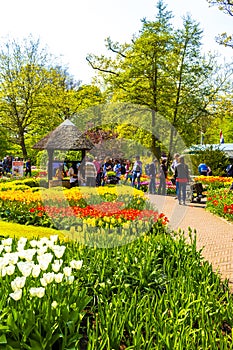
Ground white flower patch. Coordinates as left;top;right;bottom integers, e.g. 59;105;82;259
0;236;83;301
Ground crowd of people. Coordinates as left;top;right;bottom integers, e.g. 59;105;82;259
0;155;32;177
2;152;232;197
57;155;170;192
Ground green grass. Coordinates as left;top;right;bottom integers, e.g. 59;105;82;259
0;220;67;240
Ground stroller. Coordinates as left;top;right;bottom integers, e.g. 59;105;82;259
106;174;120;185
186;177;205;203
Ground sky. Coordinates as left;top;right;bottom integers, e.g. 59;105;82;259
0;0;232;84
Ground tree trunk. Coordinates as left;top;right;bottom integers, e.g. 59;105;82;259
151;110;161;160
19;131;28;159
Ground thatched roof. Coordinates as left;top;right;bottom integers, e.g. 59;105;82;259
33;119;93;150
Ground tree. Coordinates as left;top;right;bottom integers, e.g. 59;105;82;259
0;36;62;158
0;36;105;159
207;0;233;47
87;0;233;161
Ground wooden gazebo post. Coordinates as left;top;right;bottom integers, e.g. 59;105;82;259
48;149;54;181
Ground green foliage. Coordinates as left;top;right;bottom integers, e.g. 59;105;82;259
0;232;233;348
87;1;233;158
190;146;229;176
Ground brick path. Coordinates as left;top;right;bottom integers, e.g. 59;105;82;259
148;194;233;286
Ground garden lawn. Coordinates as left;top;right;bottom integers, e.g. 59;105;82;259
0;220;67;240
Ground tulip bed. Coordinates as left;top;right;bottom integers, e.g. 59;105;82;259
1;179;233;348
194;176;233;222
0;230;233;349
194;175;232;189
0;182;169;246
206;188;233;222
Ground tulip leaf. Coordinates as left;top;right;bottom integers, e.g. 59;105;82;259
0;334;7;344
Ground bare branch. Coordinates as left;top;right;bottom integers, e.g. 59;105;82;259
86;56;118;75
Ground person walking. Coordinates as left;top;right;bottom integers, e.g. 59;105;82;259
175;155;189;205
131;155;142;190
148;159;157;194
25;159;32;177
158;158;168;195
124;160;132;184
171;153;180;199
68;162;79;188
85;158;97;187
93;157;102;186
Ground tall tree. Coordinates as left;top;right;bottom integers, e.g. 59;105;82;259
0;37;105;159
87;0;233;159
0;36;62;158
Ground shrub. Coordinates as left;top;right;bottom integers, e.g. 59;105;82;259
190;145;229;176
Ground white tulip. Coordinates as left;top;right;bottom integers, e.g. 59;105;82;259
50;235;58;243
4;252;19;265
54;272;64;283
52;262;61;273
0;245;5;254
70;259;83;270
2;238;12;246
17;261;32;277
18;237;27;245
65;275;75;284
37;253;53;265
6;264;15;275
16;244;25;252
29;239;38;248
11;276;26;291
53;246;66;259
42;272;54;284
4;246;12;253
1;267;6;277
29;287;45;298
51;300;58;309
36;246;48;255
38;237;49;247
9;289;22;301
63;266;72;276
32;265;41;278
18;249;36;261
39;261;50;271
40;277;47;287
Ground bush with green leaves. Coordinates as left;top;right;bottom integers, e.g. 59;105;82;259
190;145;229;176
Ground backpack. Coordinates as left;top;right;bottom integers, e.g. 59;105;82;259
145;164;150;176
121;164;126;175
135;163;141;172
227;165;233;177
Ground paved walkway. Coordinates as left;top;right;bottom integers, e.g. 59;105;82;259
148;194;233;286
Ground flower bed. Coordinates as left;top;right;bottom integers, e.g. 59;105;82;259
0;183;169;244
194;175;232;189
0;231;233;349
206;188;233;222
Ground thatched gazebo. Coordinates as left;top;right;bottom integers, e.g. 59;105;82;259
33;119;94;180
